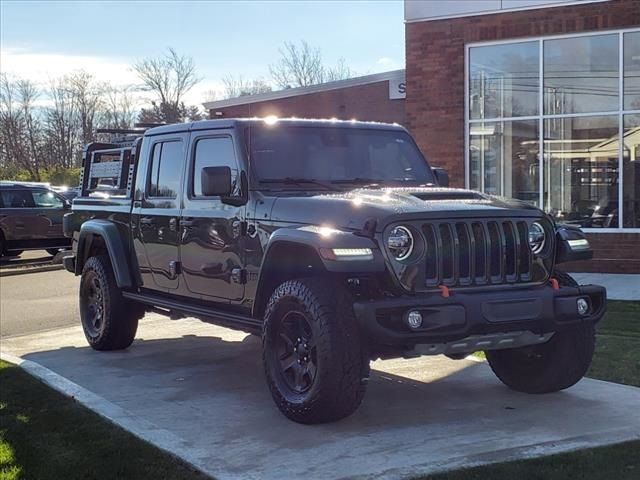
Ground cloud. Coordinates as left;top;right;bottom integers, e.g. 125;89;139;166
1;47;139;88
0;47;221;108
376;57;394;66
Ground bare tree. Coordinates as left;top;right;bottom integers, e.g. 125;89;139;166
45;76;80;169
133;48;201;123
325;58;354;83
269;41;324;88
102;85;137;129
17;79;45;177
222;75;272;99
269;41;355;89
68;71;103;146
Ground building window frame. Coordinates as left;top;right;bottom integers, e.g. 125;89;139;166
465;27;640;233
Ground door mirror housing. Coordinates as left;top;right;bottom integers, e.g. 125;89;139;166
201;166;232;197
432;167;449;187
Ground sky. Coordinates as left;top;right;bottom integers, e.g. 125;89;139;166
0;0;406;106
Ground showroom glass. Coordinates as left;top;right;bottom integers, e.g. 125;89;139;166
148;141;183;198
625;32;640;110
249;126;435;186
544;34;619;114
623;115;640;227
193;137;239;197
468;29;640;230
544;115;619;227
469;41;539;119
469;120;539;204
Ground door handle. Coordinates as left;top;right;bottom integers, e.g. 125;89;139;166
140;218;155;225
180;219;195;227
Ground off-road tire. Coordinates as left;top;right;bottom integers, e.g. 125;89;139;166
486;270;595;394
262;278;370;424
80;255;144;351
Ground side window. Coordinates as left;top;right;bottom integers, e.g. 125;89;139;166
148;141;183;198
192;136;239;197
32;190;64;208
1;190;35;208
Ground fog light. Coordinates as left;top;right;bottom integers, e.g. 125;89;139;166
577;298;590;316
406;310;423;329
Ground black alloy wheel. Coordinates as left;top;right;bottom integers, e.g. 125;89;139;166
80;269;105;339
274;310;318;394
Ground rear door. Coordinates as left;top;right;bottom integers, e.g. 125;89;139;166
0;189;39;243
133;134;188;291
179;130;245;301
30;189;67;240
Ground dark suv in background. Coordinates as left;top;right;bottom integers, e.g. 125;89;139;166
0;182;72;257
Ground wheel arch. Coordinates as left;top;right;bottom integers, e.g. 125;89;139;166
76;220;135;288
252;240;327;319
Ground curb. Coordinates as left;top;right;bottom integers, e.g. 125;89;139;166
0;264;64;277
0;352;225;480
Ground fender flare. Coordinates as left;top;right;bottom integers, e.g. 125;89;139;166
252;226;385;317
76;219;134;288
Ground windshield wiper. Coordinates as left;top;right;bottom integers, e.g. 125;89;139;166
331;178;386;188
260;177;339;191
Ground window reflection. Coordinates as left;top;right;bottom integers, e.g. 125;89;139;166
624;32;640;110
544;34;619;114
469;120;539;204
623;115;640;227
544;116;619;227
469;42;539;120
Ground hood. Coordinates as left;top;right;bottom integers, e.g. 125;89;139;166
267;187;543;232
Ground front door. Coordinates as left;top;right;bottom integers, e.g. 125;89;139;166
179;131;245;301
133;134;187;291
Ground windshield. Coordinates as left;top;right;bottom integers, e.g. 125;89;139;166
248;125;435;188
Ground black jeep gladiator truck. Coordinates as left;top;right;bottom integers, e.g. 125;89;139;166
63;118;606;424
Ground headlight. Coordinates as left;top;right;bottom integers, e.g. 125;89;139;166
388;226;414;260
528;222;546;254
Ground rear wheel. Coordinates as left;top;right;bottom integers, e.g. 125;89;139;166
80;255;144;350
486;271;596;393
262;278;369;424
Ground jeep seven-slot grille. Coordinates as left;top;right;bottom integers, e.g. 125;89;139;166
422;220;534;287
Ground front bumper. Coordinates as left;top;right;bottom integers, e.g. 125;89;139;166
353;283;606;347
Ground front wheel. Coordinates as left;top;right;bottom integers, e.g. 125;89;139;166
80;255;144;350
262;278;370;424
486;271;596;393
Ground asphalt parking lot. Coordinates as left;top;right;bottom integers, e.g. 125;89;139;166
2;277;639;480
0;268;79;337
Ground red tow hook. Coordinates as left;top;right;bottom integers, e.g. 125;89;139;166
438;285;450;298
550;278;560;290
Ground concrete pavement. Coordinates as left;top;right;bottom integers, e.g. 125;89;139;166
569;273;640;301
2;315;639;480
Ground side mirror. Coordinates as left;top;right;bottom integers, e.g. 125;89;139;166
201;166;232;197
63;200;72;209
432;167;449;187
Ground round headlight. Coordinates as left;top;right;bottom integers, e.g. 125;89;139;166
388;226;414;260
528;222;546;254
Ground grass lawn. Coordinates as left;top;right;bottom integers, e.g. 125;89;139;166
0;360;206;480
435;300;640;480
1;301;638;480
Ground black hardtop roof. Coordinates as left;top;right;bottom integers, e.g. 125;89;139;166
144;117;407;137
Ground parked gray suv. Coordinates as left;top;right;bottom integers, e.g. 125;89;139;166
0;182;72;257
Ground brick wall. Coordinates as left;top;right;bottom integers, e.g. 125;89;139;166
405;0;640;274
208;80;405;125
561;233;640;273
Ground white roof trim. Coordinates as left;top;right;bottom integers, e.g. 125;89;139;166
203;69;405;110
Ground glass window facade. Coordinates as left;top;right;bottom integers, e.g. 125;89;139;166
468;29;640;229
